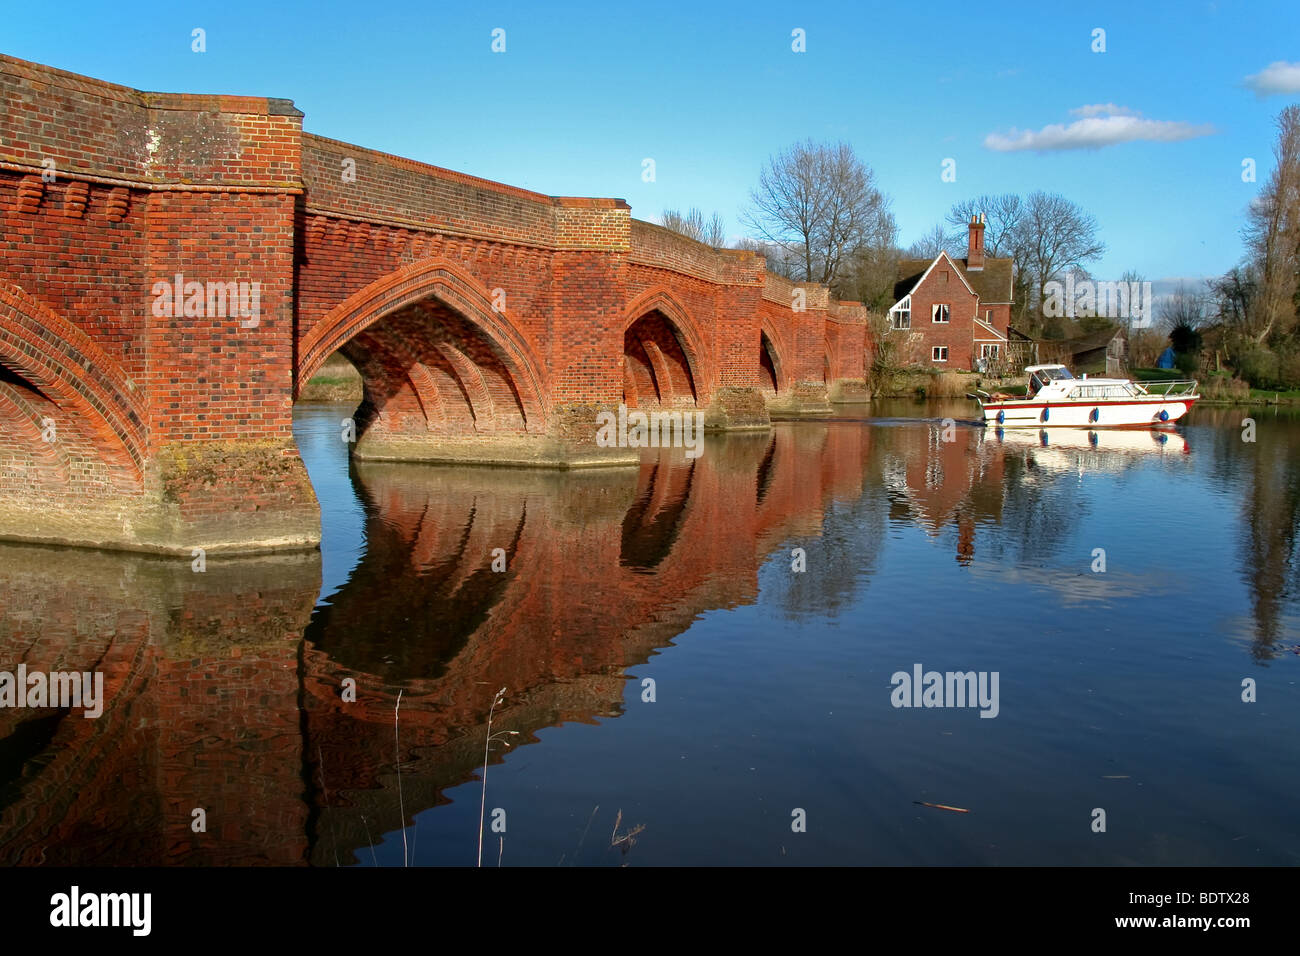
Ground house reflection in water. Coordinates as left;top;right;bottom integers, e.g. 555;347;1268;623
878;421;1191;567
879;422;1006;566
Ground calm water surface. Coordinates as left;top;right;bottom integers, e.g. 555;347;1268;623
1;400;1297;865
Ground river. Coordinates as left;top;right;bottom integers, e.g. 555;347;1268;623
1;400;1297;865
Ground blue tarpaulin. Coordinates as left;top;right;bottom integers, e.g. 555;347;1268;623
1157;347;1176;369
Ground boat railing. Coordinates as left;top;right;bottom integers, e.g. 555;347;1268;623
1136;380;1199;397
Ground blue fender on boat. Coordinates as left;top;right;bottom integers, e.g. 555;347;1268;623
1089;407;1100;423
1041;406;1050;423
1158;409;1170;422
996;410;1005;424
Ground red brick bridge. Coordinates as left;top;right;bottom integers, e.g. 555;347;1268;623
0;55;872;554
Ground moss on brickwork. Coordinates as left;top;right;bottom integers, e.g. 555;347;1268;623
829;378;871;403
768;382;834;419
156;440;312;505
704;387;770;430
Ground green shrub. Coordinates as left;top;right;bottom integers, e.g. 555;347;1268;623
1276;349;1300;390
1174;352;1199;376
1236;346;1282;389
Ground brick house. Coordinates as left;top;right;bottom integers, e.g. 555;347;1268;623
887;214;1014;370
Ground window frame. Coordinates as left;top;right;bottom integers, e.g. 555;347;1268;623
931;303;950;324
932;346;949;362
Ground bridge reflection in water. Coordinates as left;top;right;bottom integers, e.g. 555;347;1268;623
0;410;1252;866
298;423;883;865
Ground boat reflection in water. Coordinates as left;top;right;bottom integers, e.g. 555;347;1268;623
989;424;1191;474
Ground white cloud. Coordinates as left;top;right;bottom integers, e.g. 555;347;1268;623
984;105;1215;152
1070;103;1141;118
1243;61;1300;97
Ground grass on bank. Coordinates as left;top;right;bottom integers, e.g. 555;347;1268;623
300;354;364;402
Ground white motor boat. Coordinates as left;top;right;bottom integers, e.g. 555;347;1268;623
974;364;1199;428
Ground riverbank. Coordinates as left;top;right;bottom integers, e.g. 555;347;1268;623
868;369;978;399
299;354;364;402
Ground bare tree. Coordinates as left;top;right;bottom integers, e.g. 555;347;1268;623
1020;192;1106;334
945;193;1026;258
836;211;900;309
1155;282;1207;370
703;212;727;248
735;236;802;279
905;222;957;259
1243;104;1300;343
1208;264;1259;334
945;194;1036;327
742;140;891;286
1159;282;1209;331
1119;268;1160;365
661;207;728;247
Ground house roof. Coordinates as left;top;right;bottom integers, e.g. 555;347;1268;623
894;254;1014;305
1040;325;1127;354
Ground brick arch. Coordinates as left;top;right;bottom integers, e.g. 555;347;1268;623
621;287;711;399
0;283;146;478
759;316;790;393
0;376;70;483
342;328;449;430
296;259;548;428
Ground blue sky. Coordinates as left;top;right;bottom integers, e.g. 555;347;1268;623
5;0;1298;284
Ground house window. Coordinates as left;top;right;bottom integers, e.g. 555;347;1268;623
932;304;949;323
932;346;949;362
889;295;911;330
985;309;993;322
980;344;1000;358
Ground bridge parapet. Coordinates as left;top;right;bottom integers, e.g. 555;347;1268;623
0;54;303;188
629;219;763;286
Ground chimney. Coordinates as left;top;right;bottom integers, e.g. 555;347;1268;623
967;213;985;271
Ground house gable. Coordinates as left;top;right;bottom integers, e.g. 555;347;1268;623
892;250;977;306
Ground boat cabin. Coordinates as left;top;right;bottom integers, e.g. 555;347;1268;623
1025;364;1074;397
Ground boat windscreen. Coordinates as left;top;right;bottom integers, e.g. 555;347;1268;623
1044;367;1074;380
